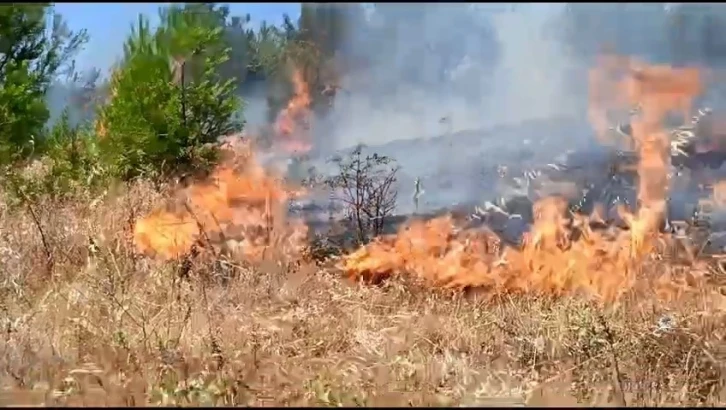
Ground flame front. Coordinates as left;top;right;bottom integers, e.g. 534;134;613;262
274;68;313;154
340;56;703;303
133;65;315;261
133;140;308;261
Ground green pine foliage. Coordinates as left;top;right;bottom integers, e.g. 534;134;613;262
97;7;242;181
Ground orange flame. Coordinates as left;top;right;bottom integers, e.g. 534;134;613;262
133;140;308;261
713;181;726;207
339;56;703;304
274;68;313;154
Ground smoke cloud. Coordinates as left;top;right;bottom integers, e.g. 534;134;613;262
307;3;726;213
317;3;726;152
317;4;584;152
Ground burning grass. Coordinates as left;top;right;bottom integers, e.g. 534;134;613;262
4;56;726;406
341;55;708;305
2;193;726;406
132;141;308;262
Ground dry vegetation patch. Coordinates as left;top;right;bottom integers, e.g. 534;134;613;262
1;186;726;407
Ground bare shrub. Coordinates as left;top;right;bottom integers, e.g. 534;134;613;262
326;144;399;244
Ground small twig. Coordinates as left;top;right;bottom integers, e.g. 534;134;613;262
182;200;218;258
179;201;224;367
199;275;224;370
16;189;54;275
596;310;627;407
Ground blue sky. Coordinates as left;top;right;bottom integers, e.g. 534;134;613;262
55;2;301;73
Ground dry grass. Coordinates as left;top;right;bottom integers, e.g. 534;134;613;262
2;182;726;407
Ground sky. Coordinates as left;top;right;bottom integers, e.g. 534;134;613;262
55;2;301;74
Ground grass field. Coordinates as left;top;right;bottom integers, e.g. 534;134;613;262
1;177;726;407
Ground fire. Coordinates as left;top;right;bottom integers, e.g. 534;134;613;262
133;139;308;261
339;199;647;302
274;67;313;154
131;54;714;304
340;56;704;303
133;65;315;262
713;181;726;207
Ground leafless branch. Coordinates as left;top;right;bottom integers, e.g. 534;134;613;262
326;145;399;244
